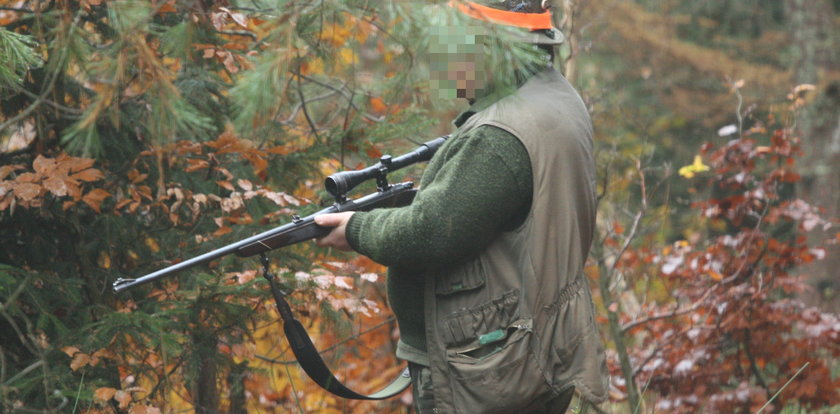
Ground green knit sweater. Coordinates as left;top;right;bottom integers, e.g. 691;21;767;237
345;107;533;360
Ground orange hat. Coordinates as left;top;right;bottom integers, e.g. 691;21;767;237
450;0;565;45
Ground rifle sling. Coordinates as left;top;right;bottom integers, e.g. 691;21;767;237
262;255;410;400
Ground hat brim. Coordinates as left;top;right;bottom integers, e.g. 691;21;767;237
503;27;565;45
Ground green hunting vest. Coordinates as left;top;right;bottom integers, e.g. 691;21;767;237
422;68;609;413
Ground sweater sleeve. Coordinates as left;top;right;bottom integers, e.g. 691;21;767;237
345;125;532;270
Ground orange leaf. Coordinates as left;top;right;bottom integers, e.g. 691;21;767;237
156;1;177;14
15;172;38;183
70;353;90;371
114;390;131;409
216;180;235;191
213;226;232;237
365;145;382;160
33;155;57;175
71;168;104;182
369;97;388;115
66;157;95;173
265;145;293;155
82;189;111;213
94;387;117;402
61;346;80;357
13;182;42;201
0;164;23;181
43;177;68;197
185;159;209;172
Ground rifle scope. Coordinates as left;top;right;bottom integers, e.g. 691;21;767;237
325;136;447;198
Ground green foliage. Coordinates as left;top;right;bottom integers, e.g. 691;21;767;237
0;27;42;96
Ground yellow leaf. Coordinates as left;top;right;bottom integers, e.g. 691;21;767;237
97;251;111;269
145;237;160;253
338;48;357;66
678;155;710;179
709;270;723;281
300;57;324;75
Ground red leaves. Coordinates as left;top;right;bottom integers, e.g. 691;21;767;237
605;108;839;412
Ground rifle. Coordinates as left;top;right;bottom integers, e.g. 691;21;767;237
112;135;448;399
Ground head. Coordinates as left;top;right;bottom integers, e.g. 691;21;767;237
428;0;564;101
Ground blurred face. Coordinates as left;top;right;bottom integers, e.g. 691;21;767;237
429;26;489;100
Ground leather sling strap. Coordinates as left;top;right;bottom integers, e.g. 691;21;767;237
261;254;411;400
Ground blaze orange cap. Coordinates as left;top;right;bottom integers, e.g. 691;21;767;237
451;1;554;31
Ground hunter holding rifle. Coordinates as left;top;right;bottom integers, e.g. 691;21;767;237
315;1;609;413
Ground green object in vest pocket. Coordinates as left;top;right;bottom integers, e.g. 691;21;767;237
478;328;506;345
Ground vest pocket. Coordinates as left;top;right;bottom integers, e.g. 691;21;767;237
444;321;553;414
434;257;486;296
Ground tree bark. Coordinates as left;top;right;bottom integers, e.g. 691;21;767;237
785;0;840;312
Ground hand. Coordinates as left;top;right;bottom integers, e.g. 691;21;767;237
314;212;356;251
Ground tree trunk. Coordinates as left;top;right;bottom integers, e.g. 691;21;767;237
785;0;840;312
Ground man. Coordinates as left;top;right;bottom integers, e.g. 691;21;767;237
315;1;608;412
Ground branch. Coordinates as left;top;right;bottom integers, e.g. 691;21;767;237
0;6;34;13
621;288;712;333
294;62;322;144
293;71;385;123
254;316;396;365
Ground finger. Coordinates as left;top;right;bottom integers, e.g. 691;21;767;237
314;213;341;227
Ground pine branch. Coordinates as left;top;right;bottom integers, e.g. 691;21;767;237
0;6;34;13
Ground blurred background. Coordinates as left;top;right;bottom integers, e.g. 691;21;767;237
1;0;838;412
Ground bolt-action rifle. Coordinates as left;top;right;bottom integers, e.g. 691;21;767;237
112;135;448;400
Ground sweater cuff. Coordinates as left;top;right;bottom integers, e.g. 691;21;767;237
345;211;367;254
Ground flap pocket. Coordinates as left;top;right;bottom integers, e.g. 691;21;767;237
435;257;486;296
440;290;519;346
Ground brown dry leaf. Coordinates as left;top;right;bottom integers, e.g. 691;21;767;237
216;180;235;191
129;405;152;414
70;352;90;371
71;168;104;182
14;172;38;183
185;159;209;172
32;155;57;175
13;182;42;201
82;189;111;213
222;51;239;73
114;390;132;409
220;7;248;28
0;165;23;181
43;177;68;197
61;346;80;357
237;179;253;191
213;226;232;237
66;156;95;173
265;145;293;155
94;386;117;402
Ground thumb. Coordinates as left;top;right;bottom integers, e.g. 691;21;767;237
314;213;342;227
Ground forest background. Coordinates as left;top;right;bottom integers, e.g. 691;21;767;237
1;0;839;413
